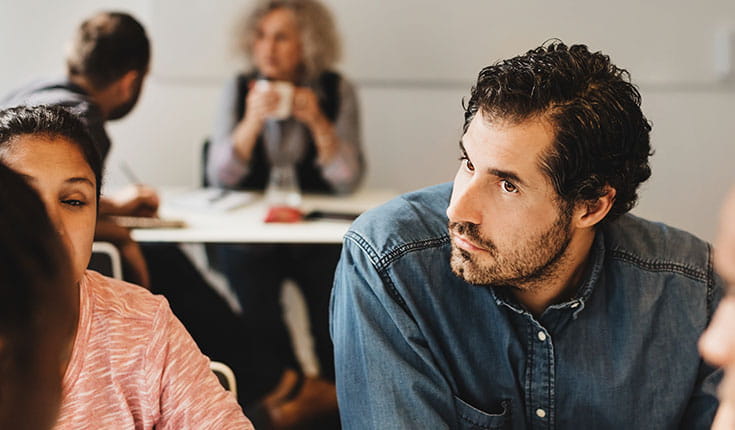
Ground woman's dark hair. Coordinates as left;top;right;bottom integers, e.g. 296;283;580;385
0;105;102;199
66;11;150;90
0;163;73;429
464;41;652;223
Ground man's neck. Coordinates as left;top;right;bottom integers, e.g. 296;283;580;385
512;228;596;317
67;75;112;120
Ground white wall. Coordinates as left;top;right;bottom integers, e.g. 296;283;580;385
1;0;734;241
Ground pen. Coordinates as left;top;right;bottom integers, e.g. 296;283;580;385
208;188;230;203
120;161;143;185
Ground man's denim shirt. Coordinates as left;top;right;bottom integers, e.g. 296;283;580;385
331;183;723;430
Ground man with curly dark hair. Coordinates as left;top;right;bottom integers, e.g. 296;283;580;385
331;42;723;429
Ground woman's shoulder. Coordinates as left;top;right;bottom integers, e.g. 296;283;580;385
83;270;167;324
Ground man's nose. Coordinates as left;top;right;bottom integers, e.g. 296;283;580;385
446;180;483;226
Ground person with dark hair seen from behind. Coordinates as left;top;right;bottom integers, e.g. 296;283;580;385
0;11;262;415
207;1;364;428
0;105;253;429
0;10;154;286
700;187;735;430
0;163;76;430
331;41;723;429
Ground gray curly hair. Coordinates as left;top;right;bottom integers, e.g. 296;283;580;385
236;0;342;80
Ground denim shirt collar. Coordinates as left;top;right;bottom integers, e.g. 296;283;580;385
488;229;607;320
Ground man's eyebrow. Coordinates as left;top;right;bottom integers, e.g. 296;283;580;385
458;139;467;155
458;140;528;187
488;168;527;188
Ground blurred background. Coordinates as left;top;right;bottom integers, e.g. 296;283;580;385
1;0;734;241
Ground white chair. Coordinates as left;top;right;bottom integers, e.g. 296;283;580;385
210;360;237;396
89;241;123;279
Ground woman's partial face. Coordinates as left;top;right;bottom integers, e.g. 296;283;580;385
1;135;97;284
252;8;303;81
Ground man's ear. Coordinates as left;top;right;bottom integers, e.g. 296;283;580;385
573;186;616;229
116;70;140;99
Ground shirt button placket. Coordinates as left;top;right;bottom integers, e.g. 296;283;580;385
531;327;552;429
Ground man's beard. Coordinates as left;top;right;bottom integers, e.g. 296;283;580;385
107;77;143;121
449;209;573;291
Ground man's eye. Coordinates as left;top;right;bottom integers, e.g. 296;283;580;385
501;180;518;193
459;157;475;172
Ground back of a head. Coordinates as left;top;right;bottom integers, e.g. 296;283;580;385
464;41;653;223
0;163;75;430
66;11;150;90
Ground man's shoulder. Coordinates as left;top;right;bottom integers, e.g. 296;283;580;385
347;183;452;263
3;78;84;104
2;77;103;121
604;213;712;276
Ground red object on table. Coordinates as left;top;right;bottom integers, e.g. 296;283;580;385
264;206;303;223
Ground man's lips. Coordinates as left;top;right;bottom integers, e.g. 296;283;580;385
451;232;490;253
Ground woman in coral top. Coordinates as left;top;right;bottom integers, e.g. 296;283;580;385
0;105;253;430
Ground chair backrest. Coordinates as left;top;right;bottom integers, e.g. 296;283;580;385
210;360;237;396
201;138;210;187
88;242;123;279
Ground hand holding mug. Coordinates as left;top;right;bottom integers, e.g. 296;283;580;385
291;87;323;126
244;81;281;125
249;80;294;122
291;87;339;162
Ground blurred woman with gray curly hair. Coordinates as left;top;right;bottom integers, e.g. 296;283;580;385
207;0;363;192
206;1;364;429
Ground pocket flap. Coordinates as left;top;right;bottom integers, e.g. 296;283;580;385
453;396;511;430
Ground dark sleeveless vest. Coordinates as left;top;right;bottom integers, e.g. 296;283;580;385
234;71;341;193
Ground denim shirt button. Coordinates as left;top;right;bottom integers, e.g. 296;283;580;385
536;408;547;418
537;331;547;342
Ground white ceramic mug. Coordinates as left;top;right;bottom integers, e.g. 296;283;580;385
255;79;294;119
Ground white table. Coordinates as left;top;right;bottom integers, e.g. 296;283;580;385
130;188;396;244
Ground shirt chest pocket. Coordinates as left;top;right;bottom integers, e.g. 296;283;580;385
454;396;512;430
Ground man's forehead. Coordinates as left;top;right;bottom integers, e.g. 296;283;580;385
460;113;558;189
462;114;556;157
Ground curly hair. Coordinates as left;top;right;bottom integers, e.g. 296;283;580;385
236;0;341;80
66;11;150;90
464;41;652;223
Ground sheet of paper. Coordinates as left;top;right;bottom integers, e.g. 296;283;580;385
112;216;187;229
168;188;257;212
